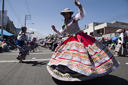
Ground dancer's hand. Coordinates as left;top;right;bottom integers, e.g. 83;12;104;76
74;0;82;8
51;25;55;29
31;32;34;34
22;33;25;35
51;25;57;32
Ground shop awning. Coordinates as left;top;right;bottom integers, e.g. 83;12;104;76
0;29;13;36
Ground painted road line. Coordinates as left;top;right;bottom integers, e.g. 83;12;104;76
30;52;53;54
0;60;19;63
32;58;36;59
0;58;51;63
0;52;53;55
126;63;128;64
11;50;51;53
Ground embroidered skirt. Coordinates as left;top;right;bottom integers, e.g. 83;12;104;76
115;43;128;56
47;32;120;81
17;45;30;60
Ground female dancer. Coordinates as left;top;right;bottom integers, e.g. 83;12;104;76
47;0;119;81
115;29;128;56
16;26;34;63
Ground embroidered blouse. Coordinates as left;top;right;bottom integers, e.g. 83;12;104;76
17;31;33;41
55;8;85;36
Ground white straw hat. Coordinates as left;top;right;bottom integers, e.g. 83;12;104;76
116;29;123;33
60;8;74;15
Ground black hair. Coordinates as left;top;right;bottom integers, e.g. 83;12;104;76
21;26;27;32
51;37;54;40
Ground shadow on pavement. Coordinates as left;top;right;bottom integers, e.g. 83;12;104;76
117;55;128;57
22;61;48;67
52;75;128;85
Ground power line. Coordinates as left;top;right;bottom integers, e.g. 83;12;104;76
25;0;31;14
25;0;33;28
6;0;22;27
18;15;22;27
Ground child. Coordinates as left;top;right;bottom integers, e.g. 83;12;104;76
16;26;34;63
47;0;119;81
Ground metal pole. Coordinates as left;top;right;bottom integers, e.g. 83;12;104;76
1;0;4;41
25;15;26;26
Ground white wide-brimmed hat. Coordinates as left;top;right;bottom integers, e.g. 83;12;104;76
60;8;74;15
116;29;123;33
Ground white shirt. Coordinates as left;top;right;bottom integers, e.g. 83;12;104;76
118;33;124;44
55;8;86;36
17;31;33;41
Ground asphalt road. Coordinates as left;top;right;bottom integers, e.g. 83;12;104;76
0;47;128;85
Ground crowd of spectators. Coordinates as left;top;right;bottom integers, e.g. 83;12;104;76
0;37;17;53
0;37;39;53
39;31;128;52
39;36;68;51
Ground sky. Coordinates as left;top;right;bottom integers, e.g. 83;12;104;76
0;0;128;37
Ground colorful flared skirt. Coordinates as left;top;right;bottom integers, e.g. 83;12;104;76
115;43;128;56
47;32;120;81
17;45;30;60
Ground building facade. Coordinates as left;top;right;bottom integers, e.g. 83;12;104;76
0;10;18;38
84;21;128;37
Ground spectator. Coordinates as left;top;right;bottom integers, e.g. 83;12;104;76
89;32;95;38
2;41;10;52
0;40;3;52
51;39;58;51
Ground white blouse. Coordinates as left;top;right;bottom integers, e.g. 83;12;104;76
55;8;86;36
118;33;124;44
17;31;33;41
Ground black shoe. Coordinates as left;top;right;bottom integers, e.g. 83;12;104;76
17;57;20;60
22;61;25;63
19;61;22;63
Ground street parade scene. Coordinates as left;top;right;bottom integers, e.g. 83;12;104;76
0;0;128;85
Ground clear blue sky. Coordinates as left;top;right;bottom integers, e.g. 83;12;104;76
0;0;128;36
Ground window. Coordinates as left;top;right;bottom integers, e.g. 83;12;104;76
97;30;100;34
102;29;104;34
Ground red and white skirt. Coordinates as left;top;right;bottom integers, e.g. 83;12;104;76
47;32;120;81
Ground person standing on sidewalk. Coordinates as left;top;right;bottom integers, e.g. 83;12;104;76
16;26;34;63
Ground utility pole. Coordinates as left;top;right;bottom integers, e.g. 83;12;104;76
1;0;4;41
25;15;26;26
24;15;31;27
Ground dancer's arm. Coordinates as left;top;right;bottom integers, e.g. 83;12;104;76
26;32;34;35
74;0;85;21
51;25;64;36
